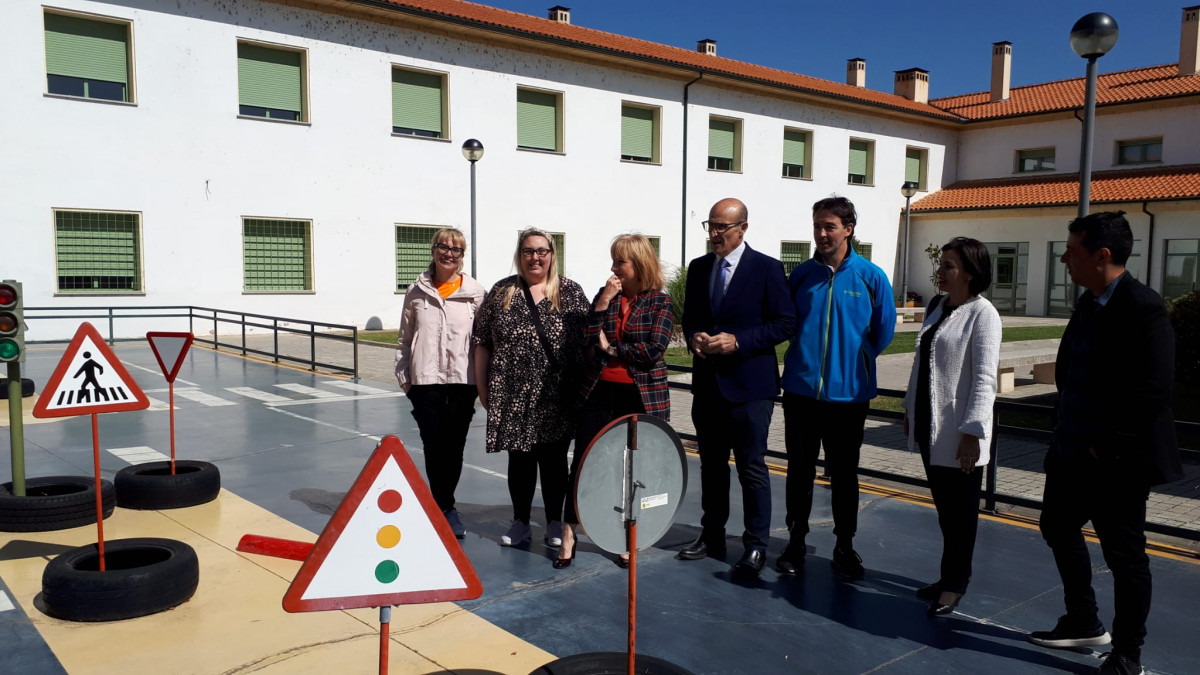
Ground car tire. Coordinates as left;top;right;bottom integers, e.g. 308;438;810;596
0;476;115;532
114;461;221;510
0;378;36;399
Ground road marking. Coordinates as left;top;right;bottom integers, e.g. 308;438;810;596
225;387;293;403
0;591;13;613
108;446;170;464
144;396;174;411
173;389;238;407
124;362;199;387
266;392;406;407
322;381;394;395
274;383;344;399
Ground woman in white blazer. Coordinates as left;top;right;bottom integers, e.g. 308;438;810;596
395;227;486;539
902;237;1001;617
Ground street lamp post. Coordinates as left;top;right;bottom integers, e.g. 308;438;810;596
1070;13;1119;218
461;139;485;278
900;181;919;306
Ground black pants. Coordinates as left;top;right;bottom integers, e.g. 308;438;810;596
508;439;570;524
922;451;983;595
1040;450;1151;658
407;384;478;513
564;381;647;524
782;394;868;546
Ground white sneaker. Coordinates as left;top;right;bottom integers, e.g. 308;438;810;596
545;521;564;548
500;520;531;546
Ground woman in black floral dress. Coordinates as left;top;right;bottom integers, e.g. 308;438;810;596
473;228;589;548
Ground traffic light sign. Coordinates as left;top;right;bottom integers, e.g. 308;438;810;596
0;281;24;363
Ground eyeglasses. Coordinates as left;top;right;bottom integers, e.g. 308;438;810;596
433;243;465;258
701;220;745;234
520;247;552;258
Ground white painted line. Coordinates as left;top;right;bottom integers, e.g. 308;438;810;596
108;446;170;465
274;383;344;399
0;591;14;612
124;362;200;387
144;395;174;411
173;389;237;407
225;387;293;403
322;381;393;395
265;392;406;407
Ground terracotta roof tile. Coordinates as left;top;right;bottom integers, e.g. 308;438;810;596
377;0;962;120
910;165;1200;212
930;64;1200;120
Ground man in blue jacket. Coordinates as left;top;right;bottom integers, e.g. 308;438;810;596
778;196;896;579
677;197;796;579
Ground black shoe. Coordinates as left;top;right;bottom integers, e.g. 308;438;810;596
552;539;577;569
775;542;806;575
1030;615;1111;649
916;582;941;601
615;554;630;569
831;546;865;580
731;549;766;579
1097;652;1144;675
926;592;962;617
676;535;725;560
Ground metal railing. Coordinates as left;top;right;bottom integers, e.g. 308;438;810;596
24;305;359;378
666;364;1200;541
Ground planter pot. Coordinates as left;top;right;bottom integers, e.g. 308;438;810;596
114;461;220;510
0;476;115;532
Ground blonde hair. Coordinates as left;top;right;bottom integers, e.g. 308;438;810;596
611;234;664;292
427;227;467;276
502;228;563;312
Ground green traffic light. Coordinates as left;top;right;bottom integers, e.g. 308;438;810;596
0;338;19;361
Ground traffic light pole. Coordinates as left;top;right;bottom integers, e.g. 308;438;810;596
7;362;24;496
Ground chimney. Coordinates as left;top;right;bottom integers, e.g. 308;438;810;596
893;68;929;104
990;41;1012;102
548;6;570;24
846;58;866;87
697;39;717;56
1182;5;1200;76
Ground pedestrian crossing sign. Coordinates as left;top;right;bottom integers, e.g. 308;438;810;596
33;322;150;418
282;435;482;612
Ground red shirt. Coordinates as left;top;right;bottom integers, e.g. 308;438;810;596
599;296;635;384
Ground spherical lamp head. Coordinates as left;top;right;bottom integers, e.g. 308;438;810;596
1070;12;1118;59
461;138;484;162
901;181;919;199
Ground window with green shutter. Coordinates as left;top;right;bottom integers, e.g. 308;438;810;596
517;88;560;151
848;139;872;184
396;225;439;291
551;232;566;276
621;104;657;162
780;241;811;274
1016;147;1054;173
54;211;142;293
647;236;661;259
905;148;926;189
238;43;305;122
782;129;810;179
44;12;131;102
242;219;313;292
708;118;738;171
857;242;873;261
392;68;444;138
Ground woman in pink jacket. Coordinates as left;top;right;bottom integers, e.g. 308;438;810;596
395;228;486;539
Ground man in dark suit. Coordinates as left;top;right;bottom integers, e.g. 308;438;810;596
676;197;796;578
1031;211;1182;675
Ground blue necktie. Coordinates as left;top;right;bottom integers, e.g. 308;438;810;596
711;258;728;314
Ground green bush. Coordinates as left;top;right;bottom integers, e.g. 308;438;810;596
1167;291;1200;386
665;264;687;336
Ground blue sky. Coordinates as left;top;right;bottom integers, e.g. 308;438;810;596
482;0;1186;98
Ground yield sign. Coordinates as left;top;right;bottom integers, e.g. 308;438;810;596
33;322;149;418
146;332;194;383
282;435;483;612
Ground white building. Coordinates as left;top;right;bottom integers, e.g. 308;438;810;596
2;0;1197;340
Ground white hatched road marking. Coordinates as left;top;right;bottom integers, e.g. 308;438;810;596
225;387;294;403
125;362;199;387
274;383;343;399
0;591;14;613
108;446;170;465
266;392;406;407
173;389;237;407
144;396;174;411
322;380;394;395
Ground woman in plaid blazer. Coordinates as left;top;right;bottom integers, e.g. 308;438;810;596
555;234;674;569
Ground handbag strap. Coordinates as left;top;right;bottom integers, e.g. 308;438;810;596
521;279;558;369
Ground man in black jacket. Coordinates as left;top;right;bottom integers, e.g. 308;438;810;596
1031;212;1182;675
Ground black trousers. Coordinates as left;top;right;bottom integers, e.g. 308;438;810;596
921;451;983;595
565;380;646;524
407;383;478;513
508;439;570;524
782;394;868;545
1040;450;1152;658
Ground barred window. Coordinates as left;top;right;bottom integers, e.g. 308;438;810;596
396;225;440;291
242;218;312;292
54;210;142;293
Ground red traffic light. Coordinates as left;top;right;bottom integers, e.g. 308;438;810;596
0;283;16;308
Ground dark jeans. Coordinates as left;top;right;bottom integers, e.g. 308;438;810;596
782;394;869;547
565;380;646;524
922;451;983;595
1040;450;1151;658
407;383;478;513
692;390;774;552
508;439;570;524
